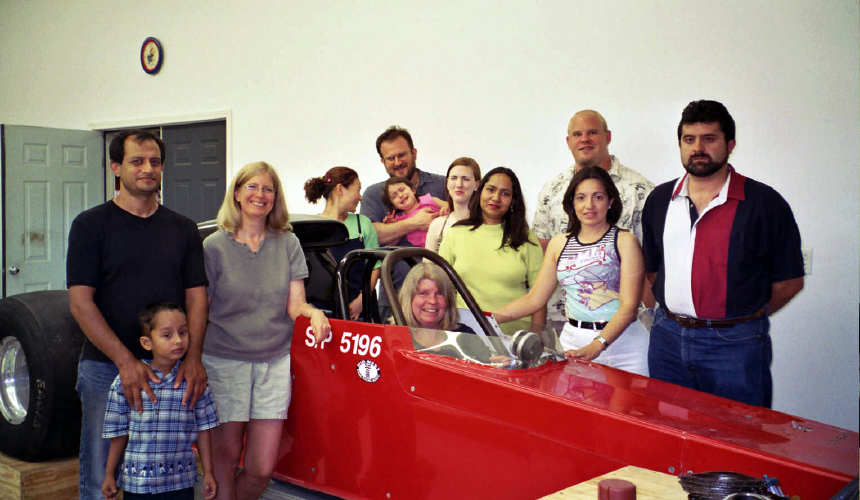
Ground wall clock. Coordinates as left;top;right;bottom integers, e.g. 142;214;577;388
141;37;163;74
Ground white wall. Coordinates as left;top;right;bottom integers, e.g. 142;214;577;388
2;0;857;431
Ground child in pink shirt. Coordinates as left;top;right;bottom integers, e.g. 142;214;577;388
381;176;447;247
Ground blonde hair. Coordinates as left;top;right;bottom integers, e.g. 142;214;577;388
217;161;291;234
398;262;459;330
568;109;608;135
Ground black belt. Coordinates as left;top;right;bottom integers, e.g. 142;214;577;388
664;308;766;329
568;318;608;330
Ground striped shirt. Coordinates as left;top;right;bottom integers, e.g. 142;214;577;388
556;226;622;323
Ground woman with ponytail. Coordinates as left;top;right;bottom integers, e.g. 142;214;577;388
304;167;381;321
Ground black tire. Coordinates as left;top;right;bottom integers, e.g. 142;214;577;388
0;291;85;461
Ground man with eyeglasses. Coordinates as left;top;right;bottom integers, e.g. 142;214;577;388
360;126;447;319
360;125;447;245
67;130;209;499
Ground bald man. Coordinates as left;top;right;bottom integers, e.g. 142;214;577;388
532;110;655;334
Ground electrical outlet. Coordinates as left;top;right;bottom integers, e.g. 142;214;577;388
801;247;812;275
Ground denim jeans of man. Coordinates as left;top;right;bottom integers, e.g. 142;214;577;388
76;359;120;500
647;307;772;408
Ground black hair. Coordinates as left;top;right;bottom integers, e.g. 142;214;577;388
138;301;185;338
562;166;622;236
109;130;166;163
456;167;534;251
677;100;736;142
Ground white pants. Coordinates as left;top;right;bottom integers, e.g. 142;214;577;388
559;320;650;376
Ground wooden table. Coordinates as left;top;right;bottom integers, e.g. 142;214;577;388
541;466;688;500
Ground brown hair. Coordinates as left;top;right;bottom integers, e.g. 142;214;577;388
138;301;185;338
381;176;416;212
375;125;414;158
304;166;359;204
445;157;481;207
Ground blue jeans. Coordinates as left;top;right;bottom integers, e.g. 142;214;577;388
648;307;772;408
76;359;120;500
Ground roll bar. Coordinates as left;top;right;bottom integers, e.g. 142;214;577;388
333;247;502;342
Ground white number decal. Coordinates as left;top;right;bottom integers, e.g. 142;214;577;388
356;334;371;355
304;326;316;347
340;332;352;353
313;331;382;357
305;326;332;349
369;336;381;357
337;332;382;358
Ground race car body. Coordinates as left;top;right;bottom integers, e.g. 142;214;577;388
273;248;858;500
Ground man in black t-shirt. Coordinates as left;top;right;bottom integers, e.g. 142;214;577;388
66;130;209;499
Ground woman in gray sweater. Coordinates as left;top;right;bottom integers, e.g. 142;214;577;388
202;161;330;500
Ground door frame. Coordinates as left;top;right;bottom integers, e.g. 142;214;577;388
90;110;233;198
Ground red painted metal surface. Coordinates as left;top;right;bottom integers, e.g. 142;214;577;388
274;318;857;500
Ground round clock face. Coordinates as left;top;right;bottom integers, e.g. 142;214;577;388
141;37;163;74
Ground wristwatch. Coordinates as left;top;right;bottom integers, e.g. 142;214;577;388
593;335;610;350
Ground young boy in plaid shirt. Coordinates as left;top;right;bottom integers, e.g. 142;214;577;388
101;302;219;500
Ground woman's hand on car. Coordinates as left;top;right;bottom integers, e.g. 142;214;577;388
309;309;331;345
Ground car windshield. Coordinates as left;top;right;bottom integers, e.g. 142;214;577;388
408;311;564;369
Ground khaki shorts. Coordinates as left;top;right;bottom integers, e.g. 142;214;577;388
202;353;292;422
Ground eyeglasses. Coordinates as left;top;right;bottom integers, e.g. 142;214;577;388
384;151;410;162
243;184;275;195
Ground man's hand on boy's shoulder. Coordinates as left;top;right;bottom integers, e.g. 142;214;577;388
176;355;208;408
118;356;160;414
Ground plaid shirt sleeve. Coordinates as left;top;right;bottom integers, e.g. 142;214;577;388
102;376;130;438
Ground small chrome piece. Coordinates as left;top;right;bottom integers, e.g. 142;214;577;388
0;336;29;425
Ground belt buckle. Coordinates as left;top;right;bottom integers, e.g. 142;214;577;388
674;314;701;328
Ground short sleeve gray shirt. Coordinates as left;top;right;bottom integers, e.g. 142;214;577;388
203;229;308;361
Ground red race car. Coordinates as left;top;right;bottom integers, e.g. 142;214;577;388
277;236;859;500
0;216;856;499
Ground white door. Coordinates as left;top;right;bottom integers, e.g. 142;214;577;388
2;125;103;296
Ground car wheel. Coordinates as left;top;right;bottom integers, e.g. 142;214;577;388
0;291;85;461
